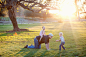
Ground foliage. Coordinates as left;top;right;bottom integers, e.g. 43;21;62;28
0;17;10;21
24;9;52;19
24;10;42;17
0;8;6;17
0;22;86;57
0;0;53;31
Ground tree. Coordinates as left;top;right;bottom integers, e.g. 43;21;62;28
0;0;52;31
75;0;86;20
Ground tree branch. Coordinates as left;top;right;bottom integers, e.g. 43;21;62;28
18;0;59;13
0;2;9;8
18;0;49;12
30;2;39;8
18;3;34;12
18;0;36;3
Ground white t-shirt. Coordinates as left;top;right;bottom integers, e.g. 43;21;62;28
60;36;65;42
39;30;45;36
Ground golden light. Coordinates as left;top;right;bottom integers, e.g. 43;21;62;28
60;4;76;16
49;10;59;14
49;0;76;17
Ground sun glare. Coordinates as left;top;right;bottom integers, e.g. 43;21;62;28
49;0;76;17
60;4;76;16
49;10;59;14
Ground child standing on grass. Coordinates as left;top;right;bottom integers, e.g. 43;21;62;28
39;26;46;42
56;32;65;50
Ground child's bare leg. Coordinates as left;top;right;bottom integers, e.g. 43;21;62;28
39;36;43;42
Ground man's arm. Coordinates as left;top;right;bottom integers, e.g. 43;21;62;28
45;43;49;50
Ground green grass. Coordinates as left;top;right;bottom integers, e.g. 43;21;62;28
0;21;86;57
0;23;41;32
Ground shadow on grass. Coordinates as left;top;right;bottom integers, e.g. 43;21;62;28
39;50;48;56
0;30;39;36
15;48;39;57
0;55;2;57
54;50;66;57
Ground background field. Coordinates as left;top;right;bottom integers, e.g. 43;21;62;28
0;21;86;57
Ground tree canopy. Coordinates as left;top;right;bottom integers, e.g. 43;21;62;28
0;0;55;31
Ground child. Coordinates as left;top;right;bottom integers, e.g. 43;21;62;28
39;26;46;42
56;32;65;50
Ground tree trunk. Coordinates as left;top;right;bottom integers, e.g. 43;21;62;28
75;0;80;20
8;7;20;31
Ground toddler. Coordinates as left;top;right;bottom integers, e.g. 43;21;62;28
39;26;46;42
56;32;65;50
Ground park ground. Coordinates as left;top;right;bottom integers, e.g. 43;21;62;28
0;21;86;57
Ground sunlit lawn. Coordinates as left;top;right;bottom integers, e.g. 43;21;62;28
0;21;86;57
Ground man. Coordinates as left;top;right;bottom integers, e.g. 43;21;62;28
24;33;53;50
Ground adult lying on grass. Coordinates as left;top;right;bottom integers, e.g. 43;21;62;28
24;33;53;50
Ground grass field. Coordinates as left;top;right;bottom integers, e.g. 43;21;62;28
0;21;86;57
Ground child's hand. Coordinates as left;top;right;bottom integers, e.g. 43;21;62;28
56;40;59;42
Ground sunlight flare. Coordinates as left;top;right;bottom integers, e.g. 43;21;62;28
49;10;59;14
60;4;76;16
49;0;76;18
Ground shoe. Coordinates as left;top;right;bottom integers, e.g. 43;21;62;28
30;44;34;46
64;48;65;50
24;45;28;48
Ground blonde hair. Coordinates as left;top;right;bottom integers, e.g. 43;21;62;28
59;32;63;36
42;26;45;29
42;26;45;28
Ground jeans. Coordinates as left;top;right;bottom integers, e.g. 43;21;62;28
27;37;41;49
59;42;65;50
